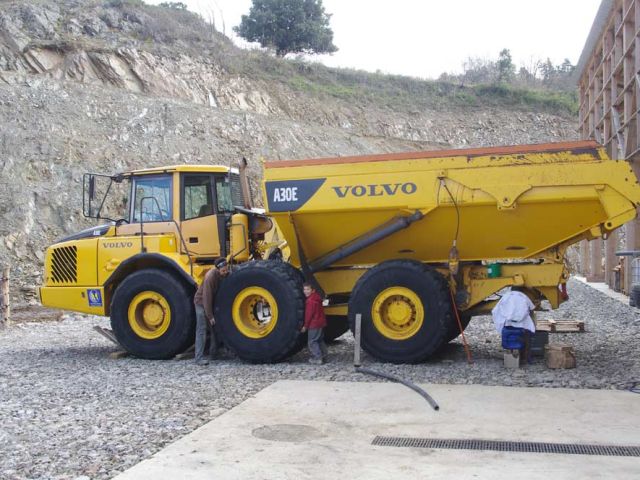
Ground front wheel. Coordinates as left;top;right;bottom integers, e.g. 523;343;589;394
110;269;195;359
215;261;305;363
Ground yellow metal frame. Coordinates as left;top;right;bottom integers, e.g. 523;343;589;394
38;286;106;316
126;164;230;176
315;268;367;295
323;304;348;316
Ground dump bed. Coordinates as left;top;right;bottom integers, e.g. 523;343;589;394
262;141;640;269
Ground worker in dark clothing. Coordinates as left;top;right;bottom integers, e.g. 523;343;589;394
193;258;229;365
301;283;328;364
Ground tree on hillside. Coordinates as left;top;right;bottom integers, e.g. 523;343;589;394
540;58;556;84
442;51;576;92
234;0;338;57
497;48;515;83
459;56;497;84
558;58;574;75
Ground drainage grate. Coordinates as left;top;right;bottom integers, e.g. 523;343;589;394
372;436;640;457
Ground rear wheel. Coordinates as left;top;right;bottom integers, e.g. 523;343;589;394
110;269;195;359
215;261;305;363
348;260;453;363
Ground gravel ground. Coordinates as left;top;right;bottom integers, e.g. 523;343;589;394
1;278;639;479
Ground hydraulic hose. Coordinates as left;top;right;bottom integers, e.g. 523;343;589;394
355;366;440;411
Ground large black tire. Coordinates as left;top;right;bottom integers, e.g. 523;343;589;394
348;260;453;364
444;312;472;342
324;315;349;342
110;269;195;359
215;261;305;363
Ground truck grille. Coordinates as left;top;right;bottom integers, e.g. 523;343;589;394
51;246;78;284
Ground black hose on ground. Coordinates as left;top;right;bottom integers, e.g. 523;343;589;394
355;366;440;411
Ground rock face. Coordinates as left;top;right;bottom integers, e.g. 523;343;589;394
0;0;578;302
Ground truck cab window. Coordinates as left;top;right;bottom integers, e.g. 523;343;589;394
215;175;234;213
184;175;214;220
216;174;243;213
132;175;172;222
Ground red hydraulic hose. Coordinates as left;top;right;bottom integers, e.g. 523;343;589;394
450;289;473;364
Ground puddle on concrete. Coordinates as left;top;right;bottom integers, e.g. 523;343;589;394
252;424;325;442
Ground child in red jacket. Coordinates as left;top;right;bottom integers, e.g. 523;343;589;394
301;283;328;364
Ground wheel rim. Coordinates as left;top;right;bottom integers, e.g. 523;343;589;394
232;287;278;339
371;287;424;340
128;291;171;340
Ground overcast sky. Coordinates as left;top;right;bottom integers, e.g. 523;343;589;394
149;0;602;79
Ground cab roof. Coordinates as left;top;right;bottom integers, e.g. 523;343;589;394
126;165;234;175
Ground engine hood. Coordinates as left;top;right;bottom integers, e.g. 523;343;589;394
55;224;113;244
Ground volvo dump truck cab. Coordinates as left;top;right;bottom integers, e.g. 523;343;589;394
39;163;278;359
40;141;640;364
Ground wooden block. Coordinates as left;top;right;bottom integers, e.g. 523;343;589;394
535;319;585;333
545;344;576;369
93;326;121;346
553;321;585;333
535;320;553;332
109;350;130;360
174;345;195;360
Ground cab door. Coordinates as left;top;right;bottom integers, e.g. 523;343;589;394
180;174;221;258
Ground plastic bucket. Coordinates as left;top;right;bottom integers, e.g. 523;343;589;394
501;326;528;350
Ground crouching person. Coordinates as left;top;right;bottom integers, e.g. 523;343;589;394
193;258;229;366
301;283;328;364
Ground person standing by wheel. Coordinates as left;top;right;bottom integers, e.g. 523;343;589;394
194;258;229;366
301;283;328;364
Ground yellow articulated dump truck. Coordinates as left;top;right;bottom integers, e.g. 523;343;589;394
39;141;640;363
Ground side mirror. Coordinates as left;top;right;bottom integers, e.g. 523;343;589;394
89;175;96;201
83;174;99;218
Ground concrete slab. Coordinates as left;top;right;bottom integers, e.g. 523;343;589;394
114;380;640;480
